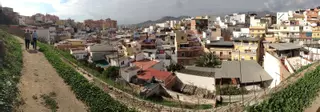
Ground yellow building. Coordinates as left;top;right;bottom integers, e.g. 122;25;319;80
66;39;84;46
312;26;320;38
232;38;259;61
249;27;266;38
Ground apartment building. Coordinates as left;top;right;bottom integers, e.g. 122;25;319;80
249;14;267;38
206;41;234;61
191;18;208;32
312;26;320;38
232;38;259;61
174;31;203;65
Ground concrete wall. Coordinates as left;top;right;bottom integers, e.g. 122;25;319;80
175;72;216;92
264;52;280;88
284;58;295;74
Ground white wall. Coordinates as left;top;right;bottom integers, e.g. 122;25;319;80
302;47;320;61
284;58;295;74
121;68;139;82
135;52;145;61
175;72;216;92
277;12;289;24
264;52;280;88
110;58;129;67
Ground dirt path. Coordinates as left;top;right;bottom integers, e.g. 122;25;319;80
15;37;87;112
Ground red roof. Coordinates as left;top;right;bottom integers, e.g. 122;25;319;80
137;68;172;81
133;60;158;70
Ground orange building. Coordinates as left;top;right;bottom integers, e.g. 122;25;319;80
84;18;117;30
306;8;319;19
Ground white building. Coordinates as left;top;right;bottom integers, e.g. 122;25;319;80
156;23;169;28
36;29;52;43
225;13;246;24
263;52;291;88
70;49;88;60
233;28;250;38
121;66;141;82
277;12;289;25
109;57;130;68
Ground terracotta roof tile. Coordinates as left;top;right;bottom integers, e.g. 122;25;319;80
137;68;172;81
133;60;158;70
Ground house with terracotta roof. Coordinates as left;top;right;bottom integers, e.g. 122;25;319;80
136;68;176;89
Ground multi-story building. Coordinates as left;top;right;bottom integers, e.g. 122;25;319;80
103;18;117;29
225;13;246;25
306;8;319;19
44;14;59;23
206;41;234;61
249;14;267;38
85;18;117;30
232;38;259;61
191;18;208;32
312;26;320;38
33;13;44;23
174;31;203;65
276;12;289;25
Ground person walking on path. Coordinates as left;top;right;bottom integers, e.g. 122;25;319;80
32;30;38;50
24;30;31;50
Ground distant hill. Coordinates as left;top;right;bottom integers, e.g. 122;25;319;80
132;16;190;28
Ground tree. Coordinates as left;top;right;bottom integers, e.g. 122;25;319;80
256;35;265;66
102;66;120;79
195;52;221;67
166;63;184;72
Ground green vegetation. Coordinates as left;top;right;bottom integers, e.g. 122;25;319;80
195;52;221;67
102;66;120;79
166;63;185;72
247;65;320;112
0;30;22;112
143;95;213;109
41;94;58;112
38;43;134;112
216;86;249;95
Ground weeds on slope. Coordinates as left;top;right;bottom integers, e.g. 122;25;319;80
0;30;23;112
247;65;320;112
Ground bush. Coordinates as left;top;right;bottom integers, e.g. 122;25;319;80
247;65;320;112
102;66;120;79
216;86;248;95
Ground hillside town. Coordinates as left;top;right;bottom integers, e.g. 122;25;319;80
2;4;320;112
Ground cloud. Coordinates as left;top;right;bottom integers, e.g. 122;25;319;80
0;0;319;24
263;0;320;11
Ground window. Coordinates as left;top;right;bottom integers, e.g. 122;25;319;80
181;52;185;57
229;52;232;55
181;36;184;40
121;61;124;65
284;27;287;29
250;57;254;60
220;52;223;56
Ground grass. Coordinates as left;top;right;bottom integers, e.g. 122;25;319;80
41;94;58;112
0;30;23;112
141;95;213;109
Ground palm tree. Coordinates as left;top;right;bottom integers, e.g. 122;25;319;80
256;35;265;66
195;52;221;67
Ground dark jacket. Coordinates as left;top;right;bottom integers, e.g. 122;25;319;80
24;33;32;40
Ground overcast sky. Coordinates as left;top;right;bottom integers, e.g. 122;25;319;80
0;0;319;24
